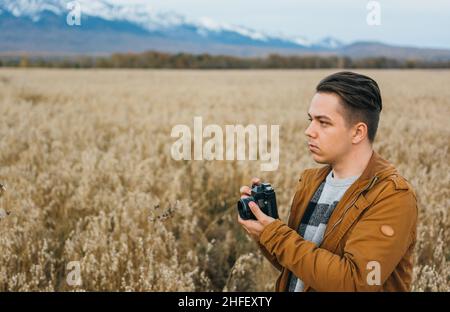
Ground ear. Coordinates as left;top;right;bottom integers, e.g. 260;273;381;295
352;122;368;144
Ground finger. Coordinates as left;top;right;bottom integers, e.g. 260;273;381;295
249;201;265;221
238;215;257;227
240;185;251;196
237;215;248;226
238;217;250;235
251;177;261;186
240;194;250;199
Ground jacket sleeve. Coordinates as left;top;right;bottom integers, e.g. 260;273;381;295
258;182;418;291
257;242;283;272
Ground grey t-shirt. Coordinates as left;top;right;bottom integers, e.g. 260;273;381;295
288;170;360;292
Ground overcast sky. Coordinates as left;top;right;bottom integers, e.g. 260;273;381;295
111;0;450;49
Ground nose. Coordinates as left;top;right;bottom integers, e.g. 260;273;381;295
304;121;316;138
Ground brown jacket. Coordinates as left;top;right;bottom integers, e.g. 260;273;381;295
258;151;418;291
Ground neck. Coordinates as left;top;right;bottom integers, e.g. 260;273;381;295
331;145;373;180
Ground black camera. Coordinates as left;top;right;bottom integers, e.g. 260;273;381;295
237;182;279;220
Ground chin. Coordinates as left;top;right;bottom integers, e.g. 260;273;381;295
311;152;330;164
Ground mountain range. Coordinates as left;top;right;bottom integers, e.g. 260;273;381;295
1;0;450;61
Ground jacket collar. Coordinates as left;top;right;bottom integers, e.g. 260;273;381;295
314;150;397;190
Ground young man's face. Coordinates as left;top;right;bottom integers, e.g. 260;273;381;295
305;92;354;165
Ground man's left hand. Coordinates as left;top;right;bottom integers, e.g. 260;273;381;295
238;194;276;242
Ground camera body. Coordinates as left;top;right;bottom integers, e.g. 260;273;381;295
237;182;279;220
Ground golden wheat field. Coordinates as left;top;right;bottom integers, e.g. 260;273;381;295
0;68;448;291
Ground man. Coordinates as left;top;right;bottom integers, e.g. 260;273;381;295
238;71;418;291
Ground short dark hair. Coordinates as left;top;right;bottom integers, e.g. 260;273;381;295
316;71;382;143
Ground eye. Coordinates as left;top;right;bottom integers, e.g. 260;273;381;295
319;121;328;126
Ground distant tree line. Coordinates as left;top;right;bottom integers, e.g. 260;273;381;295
1;51;449;69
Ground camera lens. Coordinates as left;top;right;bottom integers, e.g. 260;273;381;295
237;197;255;220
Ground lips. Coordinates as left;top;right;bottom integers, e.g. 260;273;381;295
308;143;319;152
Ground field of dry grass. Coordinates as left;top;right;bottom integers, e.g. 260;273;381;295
0;68;448;291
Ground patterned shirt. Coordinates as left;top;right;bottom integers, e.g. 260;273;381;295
288;170;360;292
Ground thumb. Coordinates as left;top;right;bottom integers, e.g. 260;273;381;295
249;201;265;221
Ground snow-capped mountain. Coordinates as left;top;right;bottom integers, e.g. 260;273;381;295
1;0;449;60
0;0;347;55
0;0;344;49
